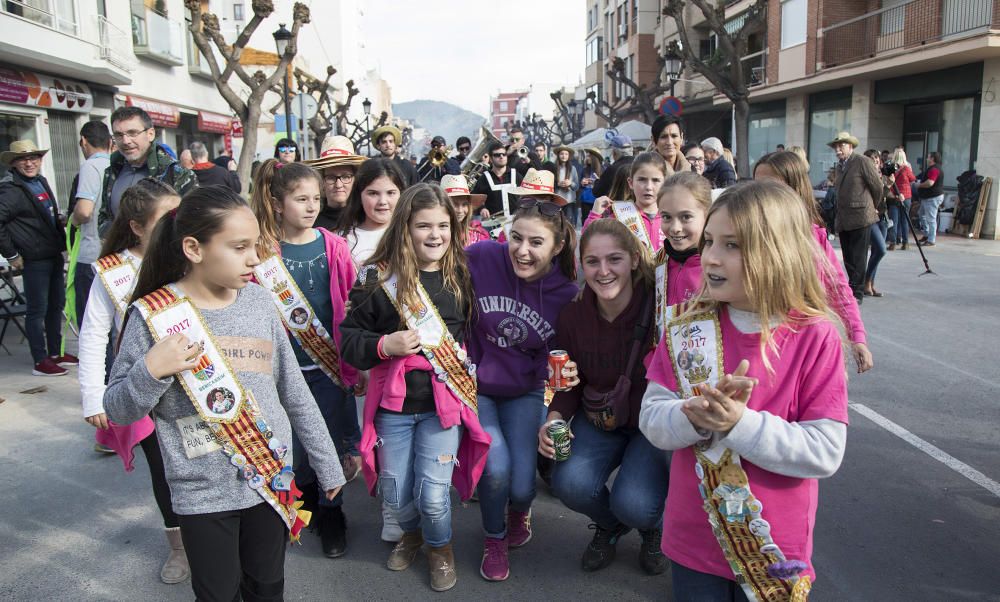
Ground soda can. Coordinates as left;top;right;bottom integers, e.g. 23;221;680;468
548;350;570;391
547;419;572;462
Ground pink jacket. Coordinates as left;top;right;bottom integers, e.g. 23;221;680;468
813;224;867;345
465;222;491;247
273;228;359;387
584;206;664;251
664;253;702;307
360;354;491;501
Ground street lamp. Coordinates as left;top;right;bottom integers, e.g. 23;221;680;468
361;97;372;155
362;97;372;116
273;23;293;142
567;99;580;139
664;40;684;97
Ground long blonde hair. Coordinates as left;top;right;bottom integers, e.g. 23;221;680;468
365;183;472;324
684;180;841;373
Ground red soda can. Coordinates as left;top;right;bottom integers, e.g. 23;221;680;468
548;350;570;391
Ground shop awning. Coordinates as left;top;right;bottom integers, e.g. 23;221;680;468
0;68;93;113
125;95;180;128
198;111;231;134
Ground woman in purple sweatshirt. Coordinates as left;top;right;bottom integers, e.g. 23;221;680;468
466;196;579;582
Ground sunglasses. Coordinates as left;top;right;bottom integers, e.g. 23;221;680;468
517;197;563;218
491;152;506;158
278;146;296;153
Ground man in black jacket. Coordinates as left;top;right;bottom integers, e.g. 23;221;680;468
0;140;76;376
189;142;241;192
592;134;633;199
373;125;417;188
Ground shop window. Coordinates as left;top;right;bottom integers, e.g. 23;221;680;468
46;111;81;205
748;101;787;166
808;88;852;186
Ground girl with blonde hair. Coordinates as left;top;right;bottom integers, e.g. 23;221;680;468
641;180;849;600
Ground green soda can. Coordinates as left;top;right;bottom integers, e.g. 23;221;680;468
548;419;572;462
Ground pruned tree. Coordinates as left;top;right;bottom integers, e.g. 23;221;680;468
185;0;310;194
266;65;338;157
605;55;670;125
663;0;767;178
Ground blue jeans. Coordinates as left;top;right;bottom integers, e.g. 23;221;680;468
74;262;95;329
21;256;65;363
671;562;751;602
375;411;461;547
550;417;669;531
865;219;887;282
919;194;944;243
477;389;546;537
292;369;360;508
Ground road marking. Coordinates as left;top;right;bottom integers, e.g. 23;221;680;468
850;403;1000;499
867;332;1000;391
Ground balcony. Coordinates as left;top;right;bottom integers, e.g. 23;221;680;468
742;49;767;88
99;15;137;73
131;1;185;66
821;0;998;69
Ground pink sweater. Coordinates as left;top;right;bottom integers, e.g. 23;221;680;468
813;224;867;345
359;354;491;501
584;206;664;251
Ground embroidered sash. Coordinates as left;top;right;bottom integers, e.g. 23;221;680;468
96;251;139;317
654;248;669;341
664;305;811;601
134;285;310;540
610;201;653;250
361;266;478;413
254;254;344;387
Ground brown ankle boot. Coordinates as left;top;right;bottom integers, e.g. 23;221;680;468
161;527;190;584
387;531;423;571
427;543;457;592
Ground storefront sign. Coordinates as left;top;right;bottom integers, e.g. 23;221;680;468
198;111;231;134
125;96;180;128
0;68;93;113
231;118;243;139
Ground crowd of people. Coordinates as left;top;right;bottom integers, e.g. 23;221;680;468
2;104;963;601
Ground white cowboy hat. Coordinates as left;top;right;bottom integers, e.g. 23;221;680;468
0;139;48;166
510;168;569;206
304;135;366;170
440;174;486;211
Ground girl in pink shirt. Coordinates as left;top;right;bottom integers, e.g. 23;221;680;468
753;150;874;373
584;152;668;251
640;180;849;601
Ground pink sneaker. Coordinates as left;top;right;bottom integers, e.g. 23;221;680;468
50;353;78;367
32;358;68;377
480;536;509;581
507;508;532;548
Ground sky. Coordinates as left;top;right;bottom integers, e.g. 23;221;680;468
358;1;587;117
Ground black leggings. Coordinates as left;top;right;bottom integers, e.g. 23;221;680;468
178;503;287;602
139;432;179;529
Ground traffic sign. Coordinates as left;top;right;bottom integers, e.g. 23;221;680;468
659;96;684;116
293;93;318;120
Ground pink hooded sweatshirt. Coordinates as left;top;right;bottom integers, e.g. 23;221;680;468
813;224;867;345
360;354;491;501
584;206;665;251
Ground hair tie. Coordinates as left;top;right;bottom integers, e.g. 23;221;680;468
274;162;283;169
168;208;178;219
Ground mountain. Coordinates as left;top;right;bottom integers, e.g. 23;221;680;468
392;100;486;147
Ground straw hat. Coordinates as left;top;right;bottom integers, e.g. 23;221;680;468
510;168;568;206
0;139;48;166
440;174;486;211
304;135;366;170
827;131;860;148
584;147;604;163
371;125;402;146
552;144;574;156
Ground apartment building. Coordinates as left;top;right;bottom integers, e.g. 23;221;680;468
490;91;529;140
653;0;1000;237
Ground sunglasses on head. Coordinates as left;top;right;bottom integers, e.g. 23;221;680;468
517;197;563;218
278;146;296;153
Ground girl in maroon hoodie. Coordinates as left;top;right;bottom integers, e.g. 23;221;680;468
466;189;579;582
540;219;669;576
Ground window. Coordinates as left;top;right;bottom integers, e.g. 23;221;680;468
780;0;807;48
632;0;638;25
587;83;604;105
586;36;604;65
880;0;907;34
588;3;599;30
499;101;509;112
233;3;244;22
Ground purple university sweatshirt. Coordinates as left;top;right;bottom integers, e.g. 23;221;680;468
466;241;578;398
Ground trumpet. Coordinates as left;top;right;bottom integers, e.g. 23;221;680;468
429;146;449;168
509;145;530;160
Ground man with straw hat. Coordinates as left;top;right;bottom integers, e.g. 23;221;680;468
0;139;76;376
829;130;880;303
306;135;367;231
373;125;417;188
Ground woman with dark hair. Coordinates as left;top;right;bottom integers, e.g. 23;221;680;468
579;148;604;217
274;138;300;164
862;149;890;297
650;114;690;175
336;158;406;269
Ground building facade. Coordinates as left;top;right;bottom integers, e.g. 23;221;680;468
490;91;529;140
652;0;1000;238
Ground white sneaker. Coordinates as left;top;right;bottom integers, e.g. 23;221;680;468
381;501;403;543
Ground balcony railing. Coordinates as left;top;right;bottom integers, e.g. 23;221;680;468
3;0;78;36
131;1;185;66
742;49;767;88
98;15;136;73
821;0;997;69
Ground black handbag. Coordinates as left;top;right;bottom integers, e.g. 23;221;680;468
581;292;654;431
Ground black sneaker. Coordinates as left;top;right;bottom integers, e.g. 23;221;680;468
318;506;347;558
638;528;669;575
581;523;631;572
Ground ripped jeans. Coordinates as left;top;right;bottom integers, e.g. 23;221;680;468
374;410;461;547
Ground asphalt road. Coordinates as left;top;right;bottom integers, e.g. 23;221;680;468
1;234;998;601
